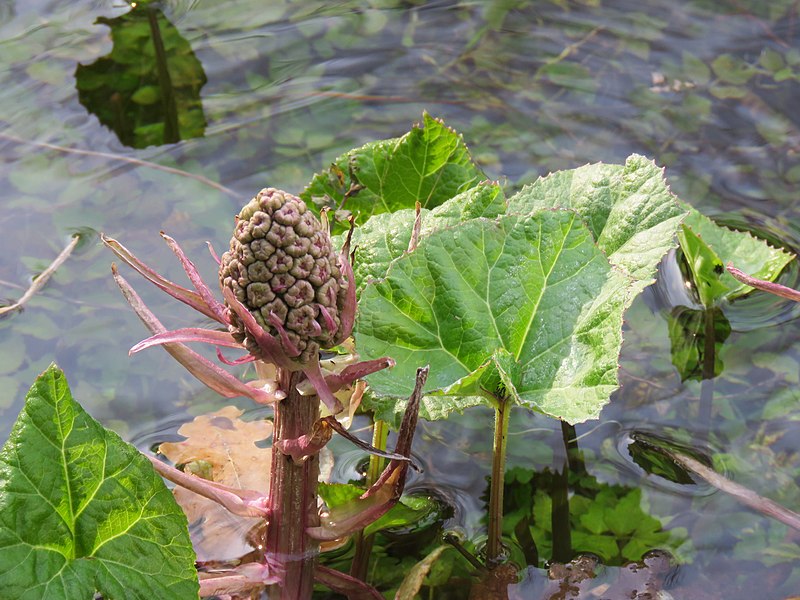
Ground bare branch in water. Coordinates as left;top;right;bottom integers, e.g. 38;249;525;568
663;446;800;532
727;264;800;303
0;235;80;317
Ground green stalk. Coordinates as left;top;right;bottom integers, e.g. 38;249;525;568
551;421;573;563
349;419;389;581
486;396;511;565
699;308;716;438
266;368;320;599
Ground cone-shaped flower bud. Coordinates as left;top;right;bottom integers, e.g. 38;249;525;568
219;188;350;363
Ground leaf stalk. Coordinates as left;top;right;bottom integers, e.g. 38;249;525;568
486;396;511;565
350;418;389;581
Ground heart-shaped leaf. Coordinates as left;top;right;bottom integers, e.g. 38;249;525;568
357;211;631;424
344;181;506;293
0;365;198;599
507;154;688;290
355;156;685;426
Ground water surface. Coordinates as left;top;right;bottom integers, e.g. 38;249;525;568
1;1;799;598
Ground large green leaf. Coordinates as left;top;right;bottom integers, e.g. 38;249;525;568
344;181;506;293
302;113;485;232
507;154;688;290
0;365;198;600
357;211;632;423
677;208;794;307
344;182;505;427
355;156;685;425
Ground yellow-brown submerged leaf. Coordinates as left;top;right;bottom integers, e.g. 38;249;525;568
395;545;448;600
159;406;272;560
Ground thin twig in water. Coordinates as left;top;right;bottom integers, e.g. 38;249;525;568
0;132;239;199
0;235;81;316
727;264;800;303
664;447;800;533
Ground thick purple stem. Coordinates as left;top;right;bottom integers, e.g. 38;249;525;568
265;369;321;599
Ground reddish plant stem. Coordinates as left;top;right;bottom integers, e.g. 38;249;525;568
266;368;321;599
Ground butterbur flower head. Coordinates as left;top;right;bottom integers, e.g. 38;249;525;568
219;188;351;363
104;187;380;415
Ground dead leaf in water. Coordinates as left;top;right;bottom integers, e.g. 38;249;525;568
159;406;272;561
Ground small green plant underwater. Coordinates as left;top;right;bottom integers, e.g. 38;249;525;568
0;114;796;599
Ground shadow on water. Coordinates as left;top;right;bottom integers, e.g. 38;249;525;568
75;1;206;148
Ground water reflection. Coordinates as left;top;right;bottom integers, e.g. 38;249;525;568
0;0;13;24
493;461;688;570
667;306;731;382
1;1;800;597
74;1;206;148
509;551;675;600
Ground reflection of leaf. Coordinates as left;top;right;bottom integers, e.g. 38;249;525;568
0;365;198;598
75;5;206;148
628;438;695;485
159;406;272;561
678;208;794;307
302;113;484;233
667;306;731;381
